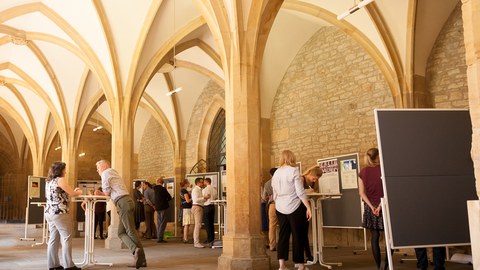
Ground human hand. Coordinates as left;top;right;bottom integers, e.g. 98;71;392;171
306;208;312;221
94;190;102;196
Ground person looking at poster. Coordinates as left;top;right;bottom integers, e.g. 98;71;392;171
358;148;391;270
45;161;82;270
300;165;323;264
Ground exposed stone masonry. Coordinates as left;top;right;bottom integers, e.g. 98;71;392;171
426;3;468;109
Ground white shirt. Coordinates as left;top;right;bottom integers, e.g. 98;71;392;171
272;165;306;215
191;185;205;206
202;184;217;206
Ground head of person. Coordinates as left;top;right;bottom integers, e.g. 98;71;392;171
135;180;142;189
302;165;323;187
143;182;151;189
156;177;164;186
269;167;277;177
279;150;296;167
365;148;380;167
180;178;190;188
194;177;204;188
96;160;111;176
204;178;212;186
97;186;103;192
48;161;66;180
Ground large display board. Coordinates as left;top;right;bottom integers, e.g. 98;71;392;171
27;176;47;224
375;109;477;248
317;154;362;228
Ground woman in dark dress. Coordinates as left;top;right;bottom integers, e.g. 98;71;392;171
133;180;145;231
358;148;391;270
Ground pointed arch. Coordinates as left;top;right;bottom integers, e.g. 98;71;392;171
197;94;225;163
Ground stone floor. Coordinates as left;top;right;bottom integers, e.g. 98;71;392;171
0;224;474;270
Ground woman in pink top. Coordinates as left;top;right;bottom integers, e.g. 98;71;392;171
358;148;390;270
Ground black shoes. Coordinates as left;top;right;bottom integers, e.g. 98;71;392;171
49;267;63;270
65;266;82;270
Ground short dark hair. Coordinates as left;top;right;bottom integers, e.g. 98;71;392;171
195;177;204;185
269;167;277;176
204;177;212;184
48;161;66;180
135;181;142;188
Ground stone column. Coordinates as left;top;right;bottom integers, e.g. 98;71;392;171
206;1;283;269
104;102;134;249
462;0;480;268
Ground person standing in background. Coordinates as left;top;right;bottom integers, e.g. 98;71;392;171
45;161;82;270
358;148;391;270
191;177;210;248
143;181;156;239
300;165;323;264
153;177;172;243
202;177;217;245
94;187;106;239
133;181;145;233
263;167;278;252
272;150;312;270
95;160;146;269
179;179;193;243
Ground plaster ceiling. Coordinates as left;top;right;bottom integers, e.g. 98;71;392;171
0;0;460;163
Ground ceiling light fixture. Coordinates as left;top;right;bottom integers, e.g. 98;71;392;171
54;133;61;151
166;87;183;96
164;0;182;97
337;0;374;20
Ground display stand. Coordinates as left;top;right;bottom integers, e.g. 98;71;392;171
72;195;112;268
308;193;343;269
210;199;227;249
30;202;48;246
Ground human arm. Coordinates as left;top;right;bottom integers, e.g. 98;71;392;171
81;201;86;211
294;170;311;220
57;177;82;196
358;178;378;215
183;192;192;203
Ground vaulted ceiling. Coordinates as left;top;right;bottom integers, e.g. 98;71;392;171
0;0;460;168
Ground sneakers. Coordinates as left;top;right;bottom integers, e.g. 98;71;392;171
194;243;205;248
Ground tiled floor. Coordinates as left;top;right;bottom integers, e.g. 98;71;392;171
0;224;474;270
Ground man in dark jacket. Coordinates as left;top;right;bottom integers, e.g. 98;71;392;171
153;177;172;243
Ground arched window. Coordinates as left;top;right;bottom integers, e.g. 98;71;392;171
207;109;226;172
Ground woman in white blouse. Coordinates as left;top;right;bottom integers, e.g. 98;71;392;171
272;150;312;270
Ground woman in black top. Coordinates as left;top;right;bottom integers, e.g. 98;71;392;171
133;181;145;231
179;179;193;243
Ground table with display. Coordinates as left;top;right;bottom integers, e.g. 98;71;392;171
71;195;112;268
30;202;48;247
308;192;343;269
210;199;227;249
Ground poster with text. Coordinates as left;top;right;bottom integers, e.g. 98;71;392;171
340;159;358;189
30;177;40;198
317;159;340;194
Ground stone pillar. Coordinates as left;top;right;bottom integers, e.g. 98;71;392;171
209;1;283;269
105;102;134;249
462;0;480;267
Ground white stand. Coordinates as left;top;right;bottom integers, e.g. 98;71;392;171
20;205;35;241
31;202;48;246
72;195;113;268
309;193;343;269
211;199;227;249
382;198;394;270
